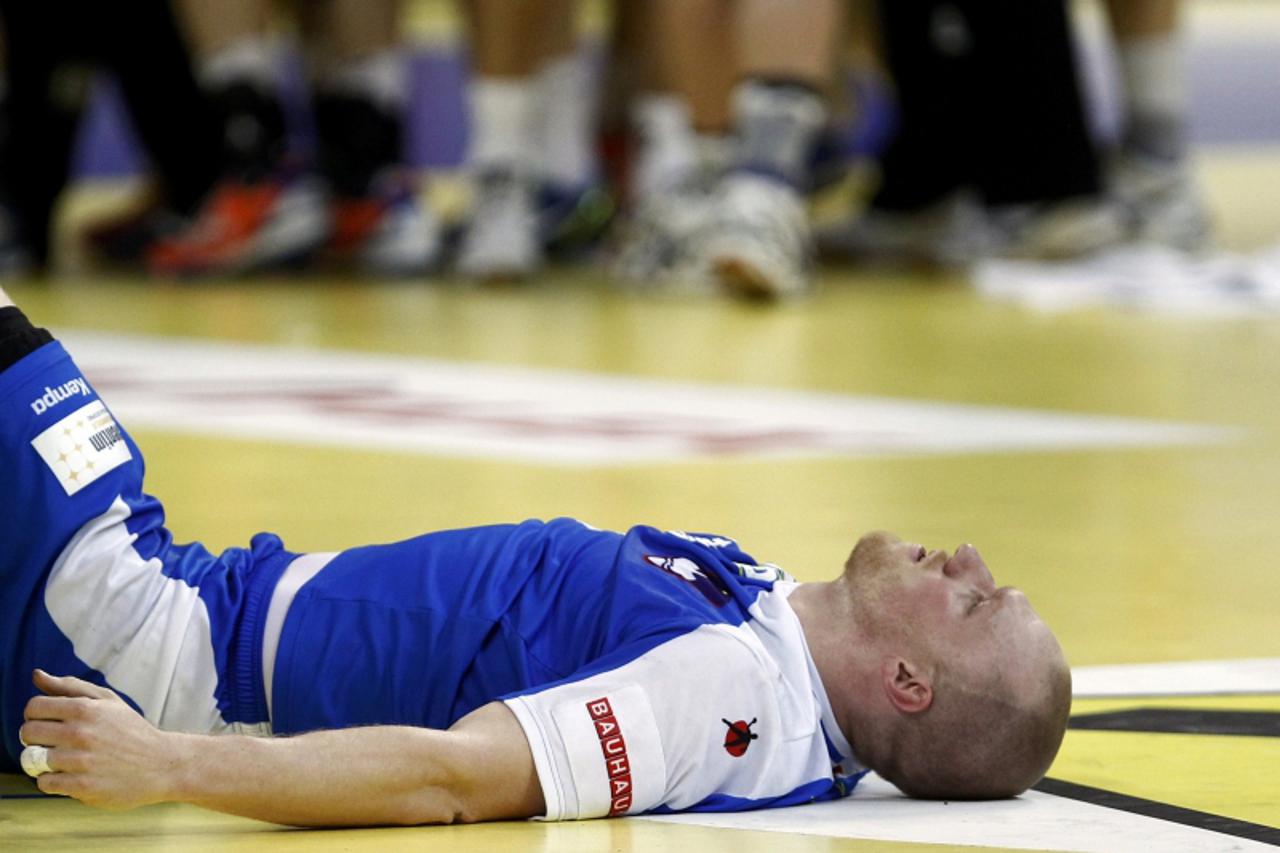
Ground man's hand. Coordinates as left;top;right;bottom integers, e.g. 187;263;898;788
16;670;543;826
20;669;180;810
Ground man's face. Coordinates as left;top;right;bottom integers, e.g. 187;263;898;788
844;531;1063;699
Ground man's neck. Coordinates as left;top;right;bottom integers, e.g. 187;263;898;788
788;579;877;765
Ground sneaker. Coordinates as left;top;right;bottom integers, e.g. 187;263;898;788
815;192;993;268
538;182;615;261
326;173;441;276
79;192;191;270
987;195;1126;260
700;173;814;300
456;169;542;281
147;173;330;277
610;179;718;294
1111;154;1212;252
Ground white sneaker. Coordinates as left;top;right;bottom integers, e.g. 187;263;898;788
457;169;542;281
327;173;442;276
611;179;719;294
700;173;814;300
1111;154;1212;252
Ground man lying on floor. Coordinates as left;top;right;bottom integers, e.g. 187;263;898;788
0;287;1071;826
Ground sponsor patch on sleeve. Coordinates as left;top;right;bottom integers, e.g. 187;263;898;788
31;401;132;496
551;684;665;818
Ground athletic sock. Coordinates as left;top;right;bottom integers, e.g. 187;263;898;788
198;34;279;93
0;307;53;372
535;52;598;190
630;93;700;199
198;36;287;183
730;79;827;189
468;77;538;177
314;51;407;198
1115;33;1189;163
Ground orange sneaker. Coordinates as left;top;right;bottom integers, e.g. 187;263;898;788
147;175;329;277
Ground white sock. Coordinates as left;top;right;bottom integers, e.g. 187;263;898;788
695;133;731;175
731;80;827;187
199;34;280;92
468;77;538;175
317;49;406;113
630;93;700;200
535;52;598;189
1115;33;1189;161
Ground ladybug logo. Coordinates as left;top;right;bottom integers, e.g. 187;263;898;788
722;717;758;757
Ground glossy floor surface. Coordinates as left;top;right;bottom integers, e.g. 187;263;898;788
3;149;1279;851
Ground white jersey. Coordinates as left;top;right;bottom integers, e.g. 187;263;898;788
506;580;865;819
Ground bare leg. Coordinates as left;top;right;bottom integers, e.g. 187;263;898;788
299;0;398;63
1101;0;1187;160
464;0;549;78
298;0;439;273
646;0;735;134
171;0;283;181
700;0;845;300
529;0;599;192
173;0;271;64
1103;0;1179;38
303;0;408;196
729;0;842;187
455;0;570;278
624;0;733;201
1100;0;1207;248
735;0;844;88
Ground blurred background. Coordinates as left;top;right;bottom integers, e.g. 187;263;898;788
1;0;1275;292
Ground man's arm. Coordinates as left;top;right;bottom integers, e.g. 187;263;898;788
20;670;545;826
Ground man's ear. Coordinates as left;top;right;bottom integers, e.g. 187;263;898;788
881;658;933;715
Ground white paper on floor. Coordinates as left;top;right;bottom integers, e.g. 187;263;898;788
973;243;1280;316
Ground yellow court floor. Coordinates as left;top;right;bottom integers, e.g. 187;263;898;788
3;151;1280;852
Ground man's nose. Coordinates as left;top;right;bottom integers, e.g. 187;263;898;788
943;543;996;590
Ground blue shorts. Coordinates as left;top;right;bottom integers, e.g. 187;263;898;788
0;342;296;770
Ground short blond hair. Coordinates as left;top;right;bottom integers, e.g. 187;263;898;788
876;657;1072;799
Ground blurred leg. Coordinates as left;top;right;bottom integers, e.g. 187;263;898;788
532;1;598;192
968;0;1101;207
306;0;405;197
729;0;840;187
99;0;225;217
1103;0;1186;160
735;0;843;88
302;0;439;274
694;0;842;299
647;0;734;134
146;0;331;275
626;0;731;202
455;0;566;279
1102;0;1208;249
174;0;284;182
0;0;82;269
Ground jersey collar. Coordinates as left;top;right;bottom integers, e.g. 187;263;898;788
775;581;863;772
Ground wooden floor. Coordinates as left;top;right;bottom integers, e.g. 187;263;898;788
3;149;1279;852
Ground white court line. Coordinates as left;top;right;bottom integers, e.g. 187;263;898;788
1072;657;1280;697
642;658;1280;853
57;331;1238;465
641;774;1273;853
